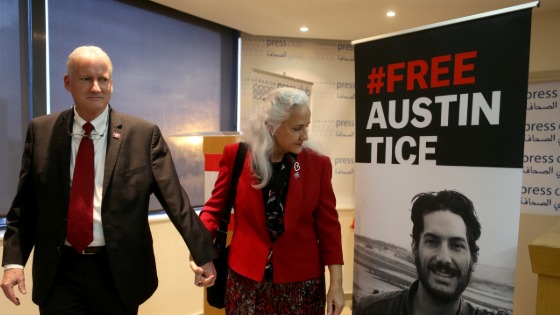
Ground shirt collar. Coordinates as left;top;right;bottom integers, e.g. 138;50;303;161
72;105;109;134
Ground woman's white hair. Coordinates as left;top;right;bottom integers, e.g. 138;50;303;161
240;87;310;189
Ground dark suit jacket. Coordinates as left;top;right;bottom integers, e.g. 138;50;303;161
200;143;343;284
2;107;216;307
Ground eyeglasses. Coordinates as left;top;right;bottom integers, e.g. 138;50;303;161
67;112;109;140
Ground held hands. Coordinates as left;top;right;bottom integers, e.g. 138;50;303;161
189;255;217;288
1;268;26;306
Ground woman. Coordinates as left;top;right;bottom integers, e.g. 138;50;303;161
193;87;344;314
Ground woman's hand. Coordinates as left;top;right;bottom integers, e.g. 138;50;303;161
189;255;217;288
326;264;345;315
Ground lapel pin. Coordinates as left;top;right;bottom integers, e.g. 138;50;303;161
112;132;121;139
294;162;300;179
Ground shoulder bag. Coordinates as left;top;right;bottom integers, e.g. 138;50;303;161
206;142;247;309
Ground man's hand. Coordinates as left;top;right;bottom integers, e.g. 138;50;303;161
189;257;217;288
1;268;26;306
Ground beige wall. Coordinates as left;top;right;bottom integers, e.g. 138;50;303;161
529;9;560;78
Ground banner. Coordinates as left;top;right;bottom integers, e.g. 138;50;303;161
352;4;535;314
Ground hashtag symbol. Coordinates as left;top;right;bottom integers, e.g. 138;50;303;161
367;67;386;95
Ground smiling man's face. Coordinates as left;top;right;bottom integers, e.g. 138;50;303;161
413;210;475;302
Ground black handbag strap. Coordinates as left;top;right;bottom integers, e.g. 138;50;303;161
214;142;247;250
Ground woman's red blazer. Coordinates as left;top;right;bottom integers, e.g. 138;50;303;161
200;142;344;283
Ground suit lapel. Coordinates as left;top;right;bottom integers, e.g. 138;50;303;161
56;110;73;202
103;108;123;195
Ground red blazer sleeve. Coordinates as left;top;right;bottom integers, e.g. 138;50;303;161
313;153;344;266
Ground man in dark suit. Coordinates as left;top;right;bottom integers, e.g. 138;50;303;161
1;45;217;314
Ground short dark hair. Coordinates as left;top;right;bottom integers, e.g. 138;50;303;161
410;190;481;264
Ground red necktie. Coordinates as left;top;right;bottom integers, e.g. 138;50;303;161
67;122;95;253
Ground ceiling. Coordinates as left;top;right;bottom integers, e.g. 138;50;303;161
151;0;557;42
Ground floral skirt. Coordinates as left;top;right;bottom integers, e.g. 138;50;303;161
224;269;326;315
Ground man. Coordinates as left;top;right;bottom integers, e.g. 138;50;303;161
1;46;216;314
355;190;510;315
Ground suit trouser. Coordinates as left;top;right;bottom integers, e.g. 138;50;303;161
39;246;138;315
